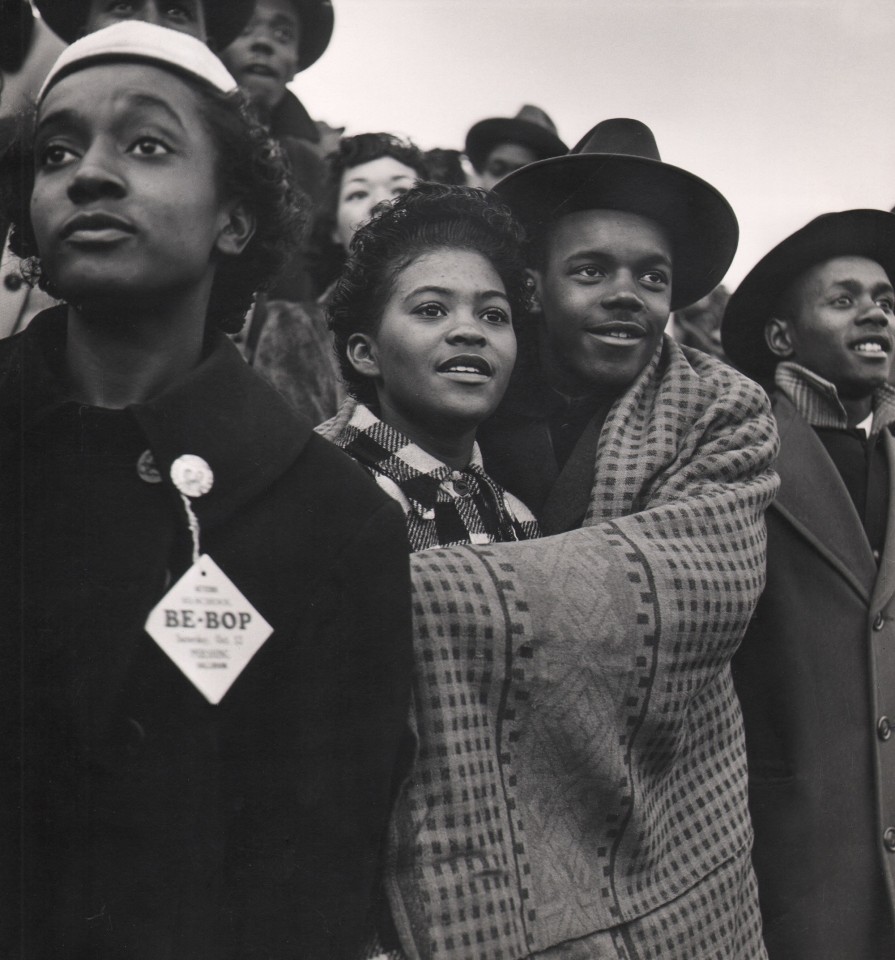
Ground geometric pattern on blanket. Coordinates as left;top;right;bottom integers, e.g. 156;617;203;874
388;339;778;959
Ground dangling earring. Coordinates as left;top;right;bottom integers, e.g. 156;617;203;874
525;274;542;315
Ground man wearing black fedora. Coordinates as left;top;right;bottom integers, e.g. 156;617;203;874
722;210;895;960
220;0;333;146
465;104;567;191
380;120;778;958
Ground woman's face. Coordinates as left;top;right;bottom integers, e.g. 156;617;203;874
348;247;517;445
31;63;245;311
334;155;419;249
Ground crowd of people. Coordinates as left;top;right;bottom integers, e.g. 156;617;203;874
0;2;892;959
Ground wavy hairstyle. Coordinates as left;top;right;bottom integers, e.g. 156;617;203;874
328;181;532;404
0;79;306;334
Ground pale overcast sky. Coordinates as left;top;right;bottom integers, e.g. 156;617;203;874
295;0;895;288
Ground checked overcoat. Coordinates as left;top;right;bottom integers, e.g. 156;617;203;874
384;338;779;960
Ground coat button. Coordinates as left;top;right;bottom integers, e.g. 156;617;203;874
884;827;895;852
3;273;23;291
874;612;886;631
879;717;892;741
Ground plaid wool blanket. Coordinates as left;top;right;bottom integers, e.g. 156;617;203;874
385;339;779;960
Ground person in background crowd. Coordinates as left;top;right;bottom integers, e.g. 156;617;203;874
35;0;252;47
221;0;335;353
722;209;895;960
379;118;778;958
220;0;332;141
464;103;566;191
251;132;429;421
0;23;412;959
0;1;64;338
423;147;469;186
1;0;254;337
668;282;729;361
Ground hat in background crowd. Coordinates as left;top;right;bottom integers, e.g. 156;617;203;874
465;103;567;190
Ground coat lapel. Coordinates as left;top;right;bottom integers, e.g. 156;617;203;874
772;393;877;601
871;429;895;610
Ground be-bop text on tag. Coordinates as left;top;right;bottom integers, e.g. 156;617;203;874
145;553;273;704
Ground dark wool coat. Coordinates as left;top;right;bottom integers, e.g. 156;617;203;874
0;308;413;960
732;392;895;960
388;339;779;960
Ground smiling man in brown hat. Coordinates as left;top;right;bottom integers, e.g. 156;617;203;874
465;104;567;190
722;209;895;960
378;120;779;959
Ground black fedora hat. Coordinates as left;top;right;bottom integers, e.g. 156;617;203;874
493;118;738;311
465;104;567;172
722;209;895;381
288;0;334;72
35;0;254;50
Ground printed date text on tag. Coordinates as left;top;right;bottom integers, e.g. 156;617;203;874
145;553;273;704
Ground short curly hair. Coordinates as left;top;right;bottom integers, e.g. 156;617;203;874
0;77;306;334
328;181;532;404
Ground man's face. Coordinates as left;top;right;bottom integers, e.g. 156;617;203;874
86;0;208;40
532;209;673;398
220;0;300;115
767;256;895;398
478;142;538;191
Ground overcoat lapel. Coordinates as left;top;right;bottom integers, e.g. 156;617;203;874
772;393;877;601
871;429;895;610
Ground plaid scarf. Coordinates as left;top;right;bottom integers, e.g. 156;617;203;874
332;403;539;552
776;361;895;435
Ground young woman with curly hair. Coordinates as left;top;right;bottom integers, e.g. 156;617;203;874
0;22;413;960
324;181;540;552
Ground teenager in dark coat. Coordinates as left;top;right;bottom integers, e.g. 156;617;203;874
0;23;412;960
722;209;895;960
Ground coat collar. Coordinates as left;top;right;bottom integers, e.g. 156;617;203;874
0;307;312;533
772;391;879;600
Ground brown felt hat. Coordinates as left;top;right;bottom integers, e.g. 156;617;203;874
493;117;738;311
722;209;895;380
35;0;254;50
465;104;567;172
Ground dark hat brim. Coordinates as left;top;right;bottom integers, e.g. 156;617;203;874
465;117;567;171
291;0;334;71
494;153;738;312
36;0;255;49
722;209;895;381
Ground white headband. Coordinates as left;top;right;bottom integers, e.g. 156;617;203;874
38;20;238;104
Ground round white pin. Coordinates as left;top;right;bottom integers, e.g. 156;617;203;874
170;454;214;498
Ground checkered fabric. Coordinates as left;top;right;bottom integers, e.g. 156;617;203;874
775;361;895;435
386;337;779;959
331;403;539;551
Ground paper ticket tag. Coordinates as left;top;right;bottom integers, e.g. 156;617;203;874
144;553;273;704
